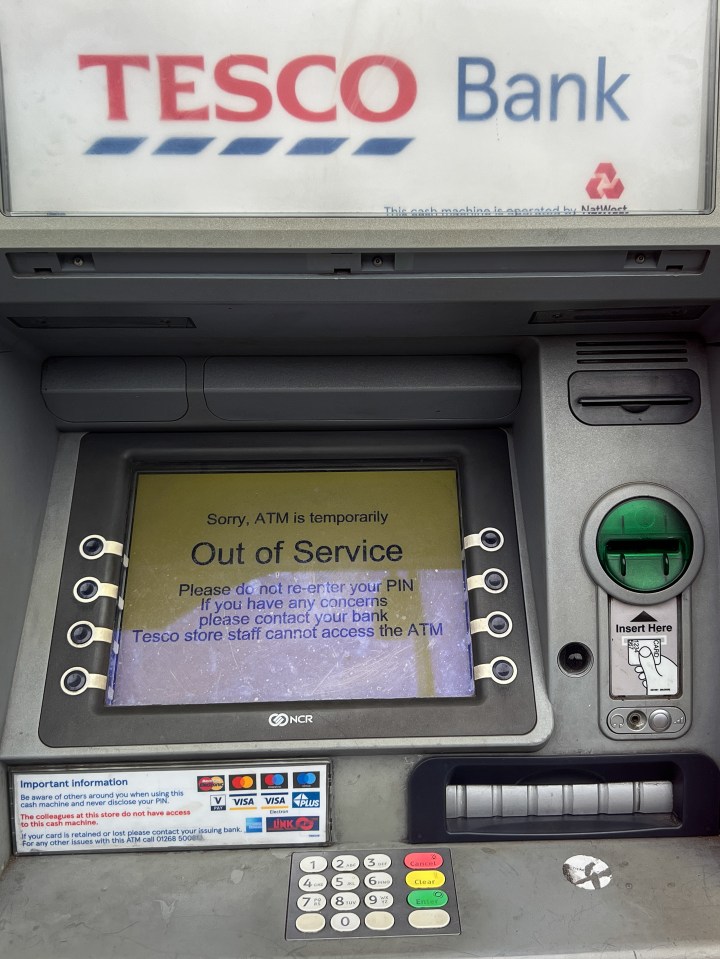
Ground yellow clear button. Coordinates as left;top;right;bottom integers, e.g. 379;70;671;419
405;869;446;889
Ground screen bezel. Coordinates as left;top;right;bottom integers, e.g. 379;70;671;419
39;429;537;747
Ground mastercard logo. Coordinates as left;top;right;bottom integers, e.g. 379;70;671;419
230;774;256;790
197;775;225;792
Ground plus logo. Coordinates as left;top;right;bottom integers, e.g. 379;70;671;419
586;163;624;200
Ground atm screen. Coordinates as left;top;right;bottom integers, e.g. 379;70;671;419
108;469;474;707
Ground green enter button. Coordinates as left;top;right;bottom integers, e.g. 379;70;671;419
407;889;449;909
596;497;693;593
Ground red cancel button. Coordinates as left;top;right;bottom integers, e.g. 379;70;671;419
404;852;444;870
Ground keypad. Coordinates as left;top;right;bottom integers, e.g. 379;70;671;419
286;847;460;940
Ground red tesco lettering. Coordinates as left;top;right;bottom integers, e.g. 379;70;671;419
79;53;417;123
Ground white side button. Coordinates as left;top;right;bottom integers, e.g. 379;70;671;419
365;911;395;931
295;913;326;934
408;909;451;929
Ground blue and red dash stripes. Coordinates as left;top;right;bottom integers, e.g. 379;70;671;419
86;137;413;156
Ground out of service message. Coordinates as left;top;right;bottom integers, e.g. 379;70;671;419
109;469;474;707
13;764;329;853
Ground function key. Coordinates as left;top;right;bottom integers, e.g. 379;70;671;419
331;873;359;891
406;869;445;889
408;889;449;909
364;871;393;890
330;892;360;911
299;855;328;874
365;912;395;931
330;912;361;933
364;891;394;910
331;854;359;872
363;853;392;870
408;909;451;930
295;914;326;934
297;893;326;913
404;851;444;870
298;874;327;893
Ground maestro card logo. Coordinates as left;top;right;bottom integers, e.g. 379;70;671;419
261;773;288;791
292;791;321;809
78;53;417;158
197;775;225;792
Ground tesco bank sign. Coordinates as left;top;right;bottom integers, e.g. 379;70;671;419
0;0;714;215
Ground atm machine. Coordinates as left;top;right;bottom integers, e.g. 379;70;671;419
1;1;720;956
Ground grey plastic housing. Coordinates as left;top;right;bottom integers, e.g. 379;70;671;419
42;357;188;423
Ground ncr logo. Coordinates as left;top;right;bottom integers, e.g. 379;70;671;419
268;712;313;727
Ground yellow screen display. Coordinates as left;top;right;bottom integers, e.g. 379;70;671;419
108;469;474;706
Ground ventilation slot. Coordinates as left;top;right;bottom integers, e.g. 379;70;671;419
575;340;688;365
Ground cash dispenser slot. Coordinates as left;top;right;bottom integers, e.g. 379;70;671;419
407;756;720;843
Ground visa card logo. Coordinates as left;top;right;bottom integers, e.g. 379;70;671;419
292;791;321;809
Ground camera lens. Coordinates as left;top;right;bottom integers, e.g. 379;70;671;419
82;537;104;557
492;659;515;681
69;623;93;645
488;614;510;635
558;643;593;676
63;670;87;693
76;579;98;600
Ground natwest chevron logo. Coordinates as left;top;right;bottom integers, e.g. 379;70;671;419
586;163;624;200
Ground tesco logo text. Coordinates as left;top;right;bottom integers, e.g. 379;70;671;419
79;54;417;123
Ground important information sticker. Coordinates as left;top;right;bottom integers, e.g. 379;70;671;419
12;763;329;854
108;469;473;707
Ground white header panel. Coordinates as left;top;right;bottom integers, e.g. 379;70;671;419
0;0;716;217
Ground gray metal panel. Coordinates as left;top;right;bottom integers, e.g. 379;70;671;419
0;838;718;958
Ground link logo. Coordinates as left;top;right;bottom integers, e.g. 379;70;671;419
265;816;319;832
268;712;313;726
